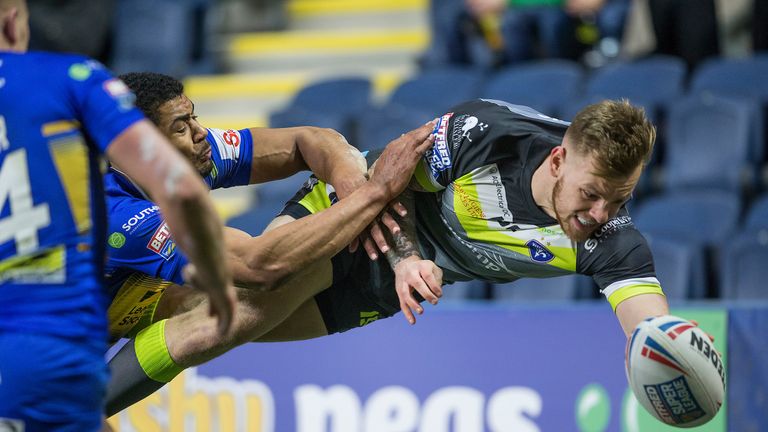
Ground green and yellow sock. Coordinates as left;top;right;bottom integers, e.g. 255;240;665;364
134;319;184;383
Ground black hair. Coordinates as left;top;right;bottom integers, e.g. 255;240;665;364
119;72;184;125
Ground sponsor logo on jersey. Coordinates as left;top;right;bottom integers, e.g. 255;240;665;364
68;62;92;81
122;205;160;232
210;128;242;161
103;78;136;111
450;114;469;149
147;222;177;260
584;215;633;253
593;216;632;238
108;232;126;249
526;239;554;263
643;377;705;425
427;113;453;177
489;166;512;220
223;129;241;147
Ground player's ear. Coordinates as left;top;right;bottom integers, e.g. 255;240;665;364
550;146;565;177
2;7;19;47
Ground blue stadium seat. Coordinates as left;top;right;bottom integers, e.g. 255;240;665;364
664;95;754;193
269;77;373;139
644;234;707;299
632;190;741;248
285;77;372;117
491;274;587;302
690;57;768;162
112;0;209;76
719;230;768;299
690;57;768;102
479;59;584;118
745;193;768;230
269;109;353;141
388;67;485;115
581;55;686;121
353;106;433;152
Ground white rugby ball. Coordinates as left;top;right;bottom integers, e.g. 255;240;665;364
625;315;725;428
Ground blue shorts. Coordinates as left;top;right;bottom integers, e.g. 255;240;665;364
0;332;108;432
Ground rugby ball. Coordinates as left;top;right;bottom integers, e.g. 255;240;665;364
625;315;725;428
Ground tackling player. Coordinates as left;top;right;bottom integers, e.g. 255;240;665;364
105;76;672;416
0;1;235;430
102;72;435;415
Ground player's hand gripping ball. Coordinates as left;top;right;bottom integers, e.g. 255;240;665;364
625;315;725;428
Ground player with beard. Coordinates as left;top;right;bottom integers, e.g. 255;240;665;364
106;97;670;415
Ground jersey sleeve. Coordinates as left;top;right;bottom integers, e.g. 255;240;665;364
66;58;145;153
577;214;664;311
105;196;188;285
204;128;255;189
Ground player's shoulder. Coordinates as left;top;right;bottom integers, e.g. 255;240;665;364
21;51;106;78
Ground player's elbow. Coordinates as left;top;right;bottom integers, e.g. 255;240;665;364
238;252;292;291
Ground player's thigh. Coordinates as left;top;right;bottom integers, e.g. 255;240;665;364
256;298;329;342
0;333;107;432
153;283;204;321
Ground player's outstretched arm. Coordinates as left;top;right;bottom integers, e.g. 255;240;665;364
107;119;236;334
248;126;368;195
615;293;669;337
224;121;436;290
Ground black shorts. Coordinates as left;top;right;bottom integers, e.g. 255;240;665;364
280;176;405;334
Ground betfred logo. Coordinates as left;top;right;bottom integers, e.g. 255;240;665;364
147;222;177;260
223;129;240;147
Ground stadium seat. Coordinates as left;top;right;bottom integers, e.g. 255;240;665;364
269;109;353;141
353;106;433;152
112;0;206;76
632;190;742;248
719;230;768;299
269;77;373;139
690;57;768;162
580;55;686;121
387;67;485;115
479;59;584;118
663;95;754;193
690;56;768;102
644;234;707;299
745;193;768;230
491;274;587;302
283;77;372;118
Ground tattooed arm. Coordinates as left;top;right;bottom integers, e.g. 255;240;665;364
382;188;443;325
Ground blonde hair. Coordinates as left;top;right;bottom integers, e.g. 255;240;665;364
566;99;656;180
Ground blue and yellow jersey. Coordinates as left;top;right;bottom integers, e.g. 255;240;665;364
103;127;253;339
0;51;144;338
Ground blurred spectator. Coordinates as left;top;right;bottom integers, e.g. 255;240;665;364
427;0;629;68
28;0;115;63
755;0;768;51
111;0;216;77
621;0;720;70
